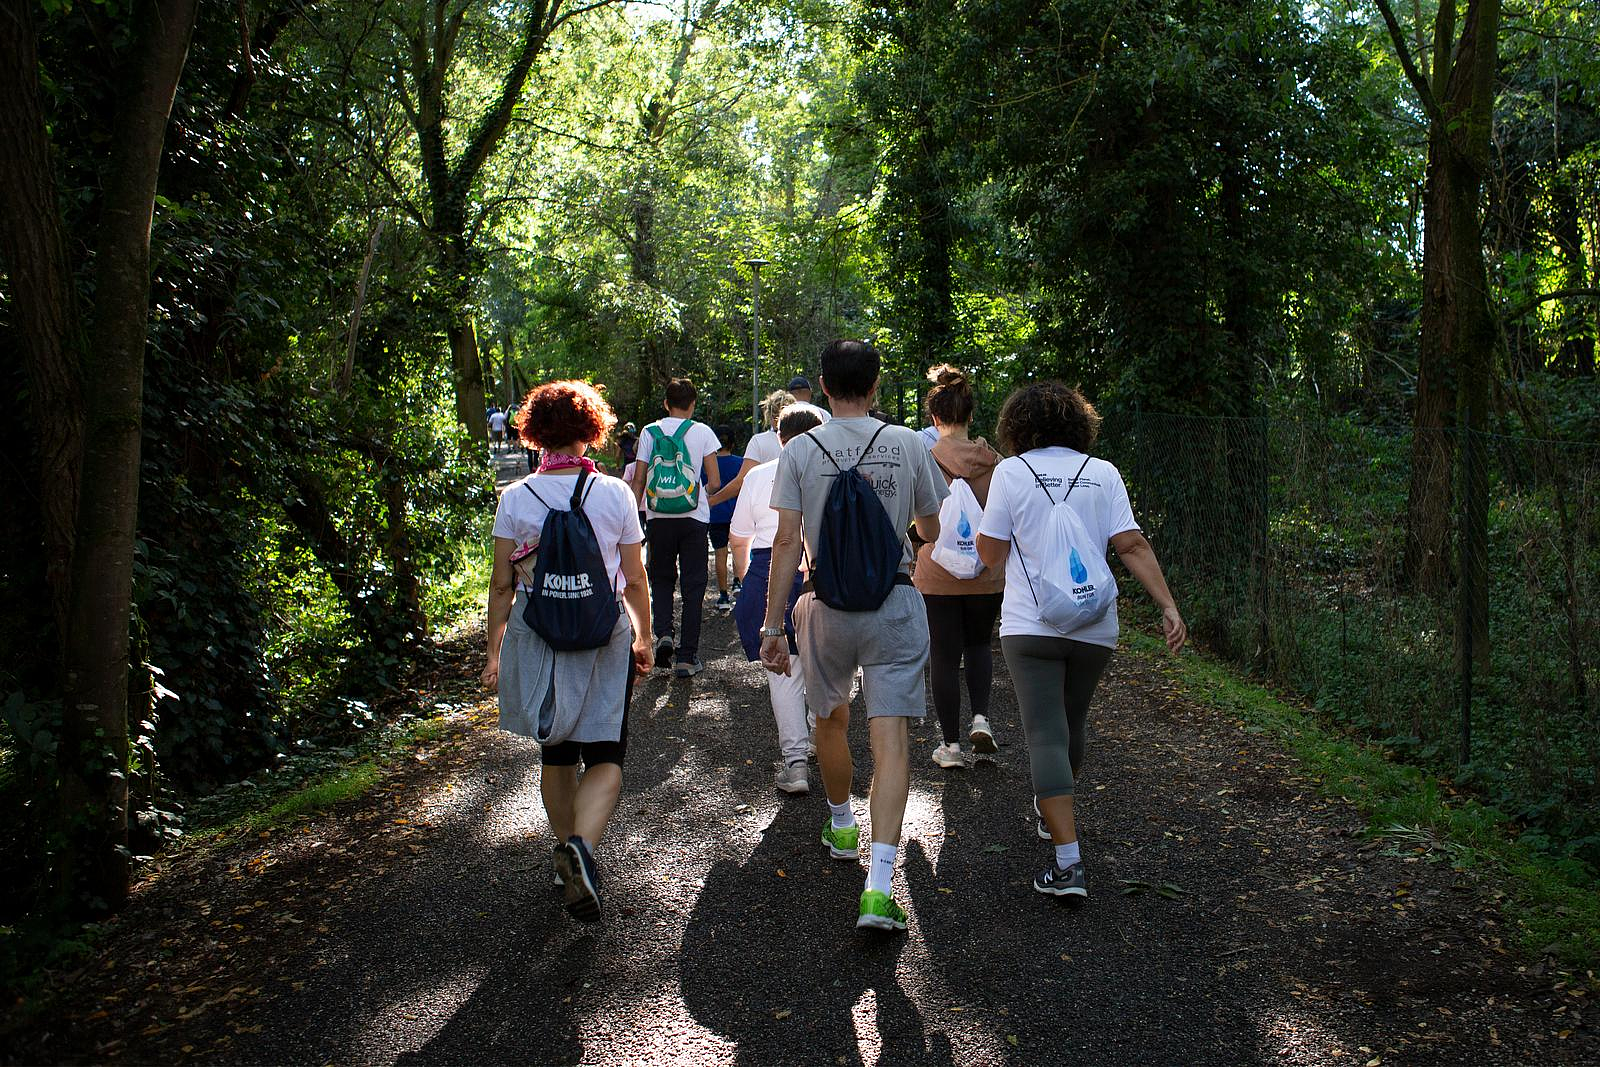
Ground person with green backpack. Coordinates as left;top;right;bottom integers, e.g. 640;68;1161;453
629;378;723;678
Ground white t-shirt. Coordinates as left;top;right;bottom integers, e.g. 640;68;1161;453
493;471;644;593
729;460;780;549
977;448;1139;647
488;411;508;433
636;417;722;522
745;430;781;466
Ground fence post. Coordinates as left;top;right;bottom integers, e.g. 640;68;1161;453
1457;425;1481;766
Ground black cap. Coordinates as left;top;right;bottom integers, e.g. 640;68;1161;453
714;423;733;440
787;375;812;391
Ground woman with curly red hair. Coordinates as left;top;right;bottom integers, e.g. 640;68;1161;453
483;380;652;922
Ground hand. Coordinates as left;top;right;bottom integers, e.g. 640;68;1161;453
759;633;790;675
481;653;500;691
1161;606;1187;655
632;636;653;676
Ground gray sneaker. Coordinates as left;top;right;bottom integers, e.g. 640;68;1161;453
1033;861;1088;898
674;658;704;679
775;761;810;795
654;635;675;669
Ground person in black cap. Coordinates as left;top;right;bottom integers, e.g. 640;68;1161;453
786;375;830;421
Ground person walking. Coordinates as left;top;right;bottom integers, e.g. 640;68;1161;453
708;389;793;509
629;378;723;678
761;340;947;933
974;381;1186;900
731;404;825;795
708;426;745;615
913;365;1006;769
488;407;509;452
482;380;653;922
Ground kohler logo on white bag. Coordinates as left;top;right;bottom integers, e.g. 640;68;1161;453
542;572;594;599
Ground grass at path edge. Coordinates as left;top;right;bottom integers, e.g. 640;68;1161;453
1123;631;1600;972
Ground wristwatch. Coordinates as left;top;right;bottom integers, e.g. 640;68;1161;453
760;626;786;638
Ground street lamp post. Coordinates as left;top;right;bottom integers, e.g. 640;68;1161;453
744;257;769;430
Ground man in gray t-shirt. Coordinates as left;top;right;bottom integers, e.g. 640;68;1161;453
761;340;946;936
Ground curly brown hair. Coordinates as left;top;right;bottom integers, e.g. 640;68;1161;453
996;381;1101;455
515;380;617;450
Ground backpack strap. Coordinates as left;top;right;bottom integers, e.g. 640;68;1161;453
668;419;694;444
852;422;890;471
525;479;555;510
804;429;842;471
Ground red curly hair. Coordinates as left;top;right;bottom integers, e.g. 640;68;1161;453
515;380;617;451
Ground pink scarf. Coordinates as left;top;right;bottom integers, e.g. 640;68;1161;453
537;451;598;475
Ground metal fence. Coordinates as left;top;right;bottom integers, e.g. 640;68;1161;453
1095;411;1600;861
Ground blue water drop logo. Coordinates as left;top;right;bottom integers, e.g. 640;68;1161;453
957;512;973;539
1069;547;1089;584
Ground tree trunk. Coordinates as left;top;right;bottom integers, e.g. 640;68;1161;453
448;311;489;442
57;0;200;916
0;1;86;656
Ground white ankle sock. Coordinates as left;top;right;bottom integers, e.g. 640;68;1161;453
829;800;855;829
866;842;897;894
1054;840;1081;869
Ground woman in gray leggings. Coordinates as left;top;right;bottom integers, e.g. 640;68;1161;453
976;382;1187;899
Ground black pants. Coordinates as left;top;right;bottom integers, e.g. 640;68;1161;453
646;517;708;662
923;593;1003;744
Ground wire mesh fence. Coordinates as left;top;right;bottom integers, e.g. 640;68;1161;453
1096;411;1600;862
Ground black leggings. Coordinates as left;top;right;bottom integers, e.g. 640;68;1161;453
540;658;636;768
923;593;1003;744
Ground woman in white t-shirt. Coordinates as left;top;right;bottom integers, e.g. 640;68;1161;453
483;380;651;922
976;382;1186;901
708;389;795;510
729;404;824;796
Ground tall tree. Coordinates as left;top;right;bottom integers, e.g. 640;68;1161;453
0;0;201;913
1374;0;1500;606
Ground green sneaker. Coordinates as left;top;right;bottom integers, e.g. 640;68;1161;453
855;889;908;932
820;818;859;859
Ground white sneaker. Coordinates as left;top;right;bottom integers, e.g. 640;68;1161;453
775;761;810;795
969;715;997;754
932;742;966;769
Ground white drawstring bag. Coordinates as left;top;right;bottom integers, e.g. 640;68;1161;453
929;477;985;579
1012;455;1117;634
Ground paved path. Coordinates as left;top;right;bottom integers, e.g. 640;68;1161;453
8;609;1596;1065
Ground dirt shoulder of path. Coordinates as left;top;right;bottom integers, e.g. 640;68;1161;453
4;616;1596;1065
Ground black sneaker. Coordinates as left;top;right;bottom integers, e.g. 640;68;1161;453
557;836;602;921
715;592;733;615
674;658;704;679
1033;862;1088;898
654;635;675;669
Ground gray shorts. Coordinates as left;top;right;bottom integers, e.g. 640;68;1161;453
792;583;929;718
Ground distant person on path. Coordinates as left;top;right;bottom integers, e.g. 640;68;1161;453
786;375;832;421
709;390;794;507
914;365;1006;770
488;407;509;452
630;378;723;678
483;380;652;922
761;340;947;933
708;426;745;615
731;403;825;796
975;381;1186;900
619;422;639;465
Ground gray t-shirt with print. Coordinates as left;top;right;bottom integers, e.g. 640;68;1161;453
771;416;948;572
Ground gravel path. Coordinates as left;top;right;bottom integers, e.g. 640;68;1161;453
7;607;1596;1065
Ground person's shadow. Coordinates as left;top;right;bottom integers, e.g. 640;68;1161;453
679;800;955;1067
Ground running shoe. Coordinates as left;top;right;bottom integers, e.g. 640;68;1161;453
1033;796;1051;841
674;658;704;679
1033;861;1088;898
654;635;675;669
931;742;966;769
557;836;603;920
820;817;860;859
552;845;566;887
856;890;908;932
731;577;743;595
715;592;733;615
775;761;810;795
969;714;998;755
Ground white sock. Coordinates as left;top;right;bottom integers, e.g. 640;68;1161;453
1054;840;1081;869
866;842;897;895
829;800;855;829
